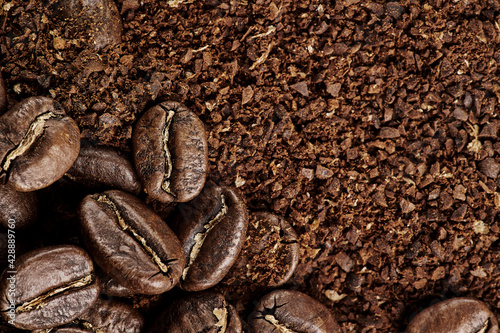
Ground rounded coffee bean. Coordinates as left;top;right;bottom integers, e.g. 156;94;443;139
0;72;6;113
0;245;100;330
251;289;341;333
79;190;185;294
0;97;80;192
149;292;242;333
65;143;141;195
34;299;144;333
170;182;248;291
133;101;208;203
223;211;299;292
54;0;122;50
0;184;37;229
405;297;499;333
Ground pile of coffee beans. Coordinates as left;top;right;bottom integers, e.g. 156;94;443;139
0;90;343;332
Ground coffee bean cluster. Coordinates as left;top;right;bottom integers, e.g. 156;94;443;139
1;1;499;332
0;88;335;332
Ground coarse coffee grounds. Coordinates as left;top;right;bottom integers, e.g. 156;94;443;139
2;0;500;331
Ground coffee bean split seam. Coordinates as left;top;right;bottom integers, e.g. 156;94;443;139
476;320;489;333
182;193;228;280
213;299;228;333
96;194;175;276
264;315;295;333
1;111;63;174
16;274;93;313
161;108;175;197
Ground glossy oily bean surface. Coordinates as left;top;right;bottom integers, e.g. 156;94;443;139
0;97;80;192
170;182;248;291
0;184;37;229
79;189;185;294
34;299;144;333
53;0;122;50
133;101;208;203
252;289;341;333
65;143;141;195
405;297;499;333
0;245;99;330
149;292;242;333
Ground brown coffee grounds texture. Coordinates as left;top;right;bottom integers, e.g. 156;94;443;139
2;0;500;331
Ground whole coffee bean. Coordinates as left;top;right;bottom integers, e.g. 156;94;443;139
65;143;141;195
54;0;122;50
0;184;38;229
149;292;242;333
0;245;100;330
405;297;499;333
133;101;208;203
251;289;341;333
0;73;6;113
170;182;248;291
34;299;144;333
79;189;185;294
222;211;298;295
0;97;80;192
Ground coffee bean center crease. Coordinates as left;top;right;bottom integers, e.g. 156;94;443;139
2;111;63;173
161;109;175;197
182;194;228;280
263;314;295;333
16;274;93;313
213;301;228;333
96;194;172;275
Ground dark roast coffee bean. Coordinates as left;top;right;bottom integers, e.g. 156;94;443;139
170;182;248;291
222;211;298;293
0;73;6;113
54;0;122;50
251;289;341;333
0;245;99;330
34;299;144;333
0;184;37;230
149;292;242;333
405;297;499;333
65;143;141;195
0;97;80;192
80;189;185;294
133;101;208;203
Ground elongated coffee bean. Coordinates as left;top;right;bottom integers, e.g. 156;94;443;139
0;97;80;192
406;297;499;333
133;101;208;203
80;190;185;294
149;292;242;333
170;182;248;291
34;299;144;333
251;289;341;333
0;183;37;229
65;142;141;195
0;245;99;330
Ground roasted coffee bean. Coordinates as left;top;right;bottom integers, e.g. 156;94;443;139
65;143;141;195
149;292;242;333
405;297;499;333
133;101;208;203
54;0;122;50
0;97;80;192
0;245;99;330
97;268;137;298
0;73;6;113
0;183;37;229
79;189;185;294
222;211;298;293
170;182;248;291
251;289;341;333
34;299;144;333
